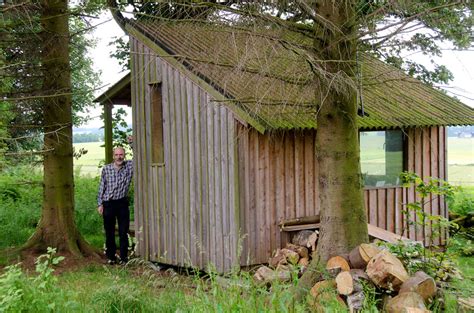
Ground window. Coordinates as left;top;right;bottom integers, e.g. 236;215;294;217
150;83;164;164
360;130;404;187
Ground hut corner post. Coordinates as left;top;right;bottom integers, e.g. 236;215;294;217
104;102;113;164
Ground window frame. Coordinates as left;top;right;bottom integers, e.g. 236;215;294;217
149;83;164;165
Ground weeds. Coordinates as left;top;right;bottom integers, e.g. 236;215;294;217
0;248;78;312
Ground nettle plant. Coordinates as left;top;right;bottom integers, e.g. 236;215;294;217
400;171;458;246
382;172;462;282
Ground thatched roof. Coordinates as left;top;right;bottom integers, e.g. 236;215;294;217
127;20;474;130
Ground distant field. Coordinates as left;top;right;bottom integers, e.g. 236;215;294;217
74;138;473;185
73;142;105;176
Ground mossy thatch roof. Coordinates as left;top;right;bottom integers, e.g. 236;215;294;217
128;20;473;130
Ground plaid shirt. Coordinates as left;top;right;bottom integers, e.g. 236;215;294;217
97;160;133;206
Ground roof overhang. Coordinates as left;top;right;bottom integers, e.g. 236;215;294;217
94;73;131;106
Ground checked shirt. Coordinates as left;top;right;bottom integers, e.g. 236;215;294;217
97;160;133;206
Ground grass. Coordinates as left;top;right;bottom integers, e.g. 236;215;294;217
0;166;104;252
73;142;105;176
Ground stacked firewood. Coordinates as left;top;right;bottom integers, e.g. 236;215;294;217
254;230;439;312
314;243;437;312
254;230;318;283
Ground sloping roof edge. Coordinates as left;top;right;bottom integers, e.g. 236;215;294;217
126;23;267;133
94;72;132;105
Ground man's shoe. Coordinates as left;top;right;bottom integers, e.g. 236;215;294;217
106;259;117;265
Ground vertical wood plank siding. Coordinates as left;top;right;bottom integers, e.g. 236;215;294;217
131;37;448;270
238;127;447;265
130;38;238;272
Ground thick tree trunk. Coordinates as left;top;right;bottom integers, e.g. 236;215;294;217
294;0;368;298
22;0;95;257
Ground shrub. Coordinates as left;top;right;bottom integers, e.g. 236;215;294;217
0;248;78;312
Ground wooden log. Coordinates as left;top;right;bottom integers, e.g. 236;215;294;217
336;271;356;295
347;291;365;313
368;224;411;243
268;249;287;268
308;280;346;312
279;214;320;227
254;265;291;283
386;292;427;313
298;257;309;267
399;271;437;301
349;243;381;269
335;269;370;296
309;280;336;299
291;230;318;249
286;243;309;259
326;256;350;277
280;248;300;265
254;266;274;283
366;250;409;291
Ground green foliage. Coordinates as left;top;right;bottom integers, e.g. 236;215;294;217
448;186;474;216
0;167;42;250
109;36;130;71
0;167;103;250
382;240;462;282
109;108;133;151
0;248;78;312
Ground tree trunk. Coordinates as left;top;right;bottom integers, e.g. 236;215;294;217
295;0;369;299
22;0;95;257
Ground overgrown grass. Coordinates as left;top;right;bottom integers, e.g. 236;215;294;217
0;166;104;251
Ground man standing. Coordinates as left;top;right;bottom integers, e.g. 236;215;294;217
97;146;133;264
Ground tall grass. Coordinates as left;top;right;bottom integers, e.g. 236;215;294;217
0;166;103;250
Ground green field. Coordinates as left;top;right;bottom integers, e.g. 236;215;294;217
75;137;473;185
73;142;106;176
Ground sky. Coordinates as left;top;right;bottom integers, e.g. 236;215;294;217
83;12;474;129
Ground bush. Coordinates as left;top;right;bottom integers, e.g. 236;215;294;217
0;248;79;312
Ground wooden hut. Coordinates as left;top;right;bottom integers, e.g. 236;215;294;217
96;21;474;272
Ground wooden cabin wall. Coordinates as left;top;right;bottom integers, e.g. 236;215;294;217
236;126;319;265
131;38;239;272
237;126;447;265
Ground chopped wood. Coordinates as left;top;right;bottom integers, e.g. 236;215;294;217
254;265;291;283
399;271;437;301
279;214;320;227
349;243;381;269
291;230;318;250
268;249;287;268
368;224;410;243
298;257;309;268
286;243;309;259
326;256;351;276
347;291;365;313
309;280;336;299
254;266;274;283
366;250;409;291
275;264;292;281
335;269;369;296
386;292;427;313
336;271;357;295
309;284;346;313
280;248;300;265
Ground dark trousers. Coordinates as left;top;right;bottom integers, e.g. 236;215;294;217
102;197;130;262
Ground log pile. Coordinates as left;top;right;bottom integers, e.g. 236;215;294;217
253;229;439;312
254;230;318;283
309;244;438;313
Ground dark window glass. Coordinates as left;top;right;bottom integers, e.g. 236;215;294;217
360;130;404;187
